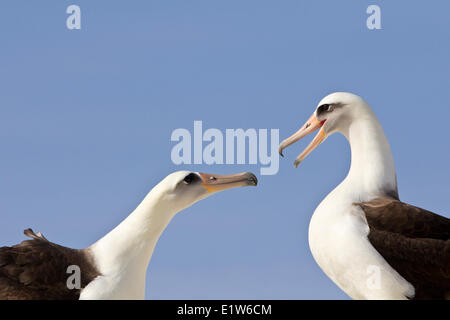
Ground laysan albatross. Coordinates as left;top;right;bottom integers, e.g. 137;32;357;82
279;92;450;300
0;171;257;300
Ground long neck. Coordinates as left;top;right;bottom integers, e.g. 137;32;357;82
339;114;398;202
90;187;176;277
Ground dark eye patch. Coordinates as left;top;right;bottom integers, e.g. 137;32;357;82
317;103;335;116
183;173;200;184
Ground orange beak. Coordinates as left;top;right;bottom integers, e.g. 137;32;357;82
278;112;327;168
198;172;258;193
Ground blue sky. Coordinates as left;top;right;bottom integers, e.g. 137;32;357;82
0;1;449;299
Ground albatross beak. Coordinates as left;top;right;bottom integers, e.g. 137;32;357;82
198;172;258;193
278;112;327;168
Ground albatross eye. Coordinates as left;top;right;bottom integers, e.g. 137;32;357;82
183;173;198;185
317;104;334;115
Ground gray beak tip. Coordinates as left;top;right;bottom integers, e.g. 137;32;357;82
246;172;258;186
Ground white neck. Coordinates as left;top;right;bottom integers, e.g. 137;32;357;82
88;186;177;297
338;112;398;202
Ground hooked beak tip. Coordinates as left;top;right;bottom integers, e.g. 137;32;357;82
278;141;287;157
246;172;258;186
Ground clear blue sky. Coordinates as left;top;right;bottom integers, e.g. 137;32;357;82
0;1;449;299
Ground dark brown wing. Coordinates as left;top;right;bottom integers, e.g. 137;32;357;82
358;197;450;240
356;197;450;299
0;229;100;300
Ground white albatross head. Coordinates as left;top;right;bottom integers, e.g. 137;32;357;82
278;92;375;168
150;170;258;214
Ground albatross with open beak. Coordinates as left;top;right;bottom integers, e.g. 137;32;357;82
279;92;450;300
0;171;257;300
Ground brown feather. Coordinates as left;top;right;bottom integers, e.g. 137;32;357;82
0;229;100;300
355;197;450;299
